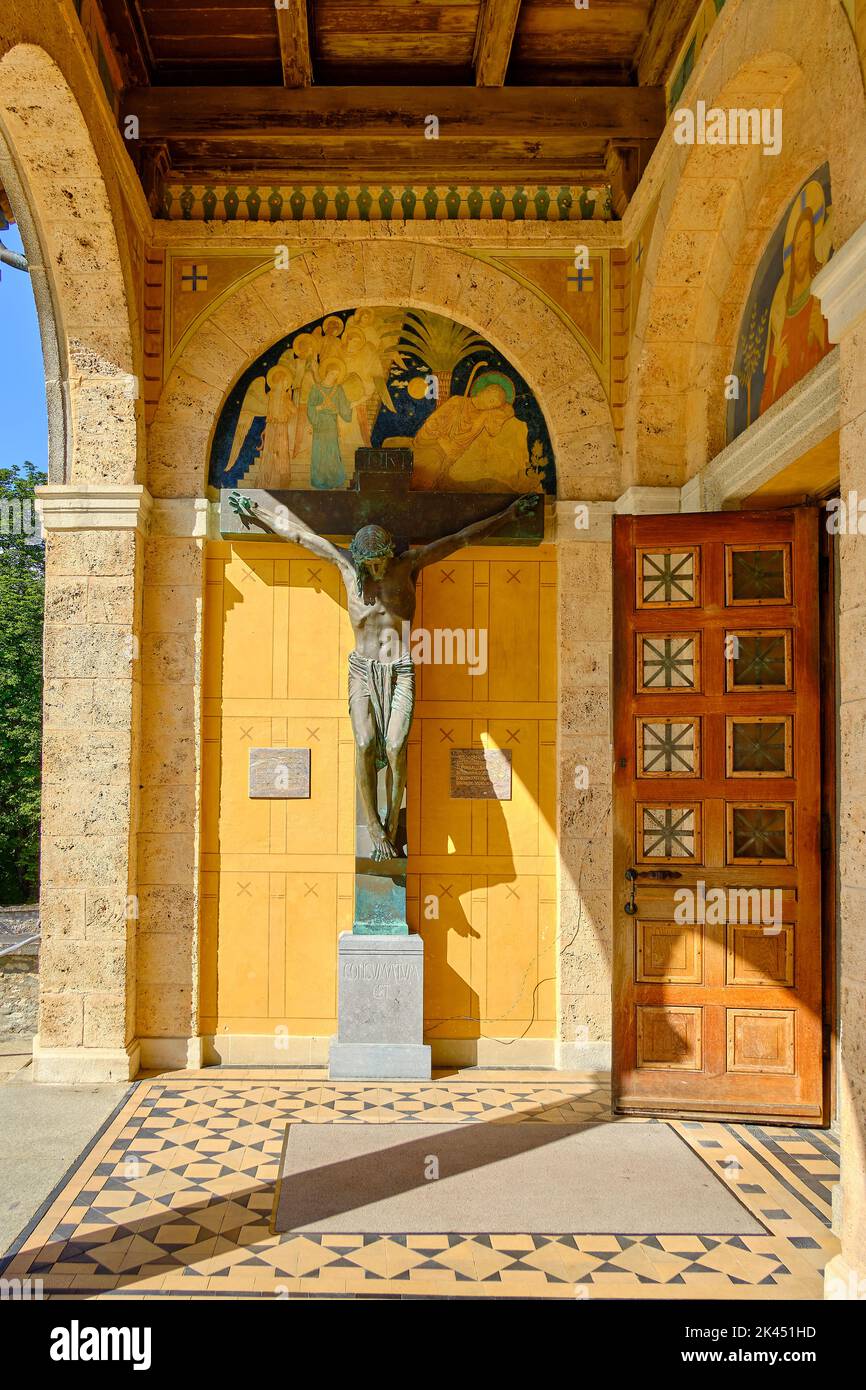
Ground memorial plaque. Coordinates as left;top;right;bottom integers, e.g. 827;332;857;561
249;747;311;799
450;748;512;800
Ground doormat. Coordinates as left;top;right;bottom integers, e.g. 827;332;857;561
273;1121;763;1234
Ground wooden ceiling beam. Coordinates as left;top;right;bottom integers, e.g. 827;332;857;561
165;140;610;185
122;85;665;144
94;0;152;85
276;0;313;88
474;0;522;87
636;0;707;87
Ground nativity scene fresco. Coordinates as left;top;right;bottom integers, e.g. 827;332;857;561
209;306;556;495
727;164;834;442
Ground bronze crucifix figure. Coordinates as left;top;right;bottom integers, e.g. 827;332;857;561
230;490;539;860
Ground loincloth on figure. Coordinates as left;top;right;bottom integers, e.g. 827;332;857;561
348;651;415;770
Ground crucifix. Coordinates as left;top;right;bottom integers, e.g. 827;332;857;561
221;448;543;1075
222;446;542;925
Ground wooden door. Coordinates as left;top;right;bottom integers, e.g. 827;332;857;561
612;508;826;1124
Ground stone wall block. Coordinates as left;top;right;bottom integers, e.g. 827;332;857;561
90;678;136;731
137;932;194;988
361;241;417;302
43;677;94;730
136;983;193;1038
144;536;204;588
41;834;130;890
40;888;86;940
140;631;196;685
86;575;136;625
40;936;127;994
38;992;84;1049
44;575;87;624
44;623;134;680
85;889;134;938
83;992;128;1048
41;781;130;837
47;529;135;577
137;886;196;935
42;729;131;784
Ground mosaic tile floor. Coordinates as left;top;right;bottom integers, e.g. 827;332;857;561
0;1070;839;1300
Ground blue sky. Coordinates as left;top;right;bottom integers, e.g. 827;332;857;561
0;223;48;475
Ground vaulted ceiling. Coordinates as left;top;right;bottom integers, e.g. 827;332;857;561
92;0;704;212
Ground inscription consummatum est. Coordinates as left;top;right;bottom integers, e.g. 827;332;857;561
341;960;421;982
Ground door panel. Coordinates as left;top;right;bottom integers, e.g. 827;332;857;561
612;509;824;1123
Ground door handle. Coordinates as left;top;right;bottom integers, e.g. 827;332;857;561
624;867;683;915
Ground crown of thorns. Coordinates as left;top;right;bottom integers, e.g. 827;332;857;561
350;526;395;594
350;525;395;565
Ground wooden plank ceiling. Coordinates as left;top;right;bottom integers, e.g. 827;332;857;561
95;0;699;212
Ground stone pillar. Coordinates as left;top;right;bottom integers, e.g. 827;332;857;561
555;500;614;1072
135;499;208;1071
33;485;151;1083
814;223;866;1298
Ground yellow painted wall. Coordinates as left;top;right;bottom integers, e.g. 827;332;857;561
201;539;558;1043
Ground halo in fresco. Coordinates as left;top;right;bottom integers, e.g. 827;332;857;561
209;306;556;494
727;163;833;442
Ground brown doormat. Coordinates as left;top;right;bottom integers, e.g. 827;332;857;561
273;1121;762;1234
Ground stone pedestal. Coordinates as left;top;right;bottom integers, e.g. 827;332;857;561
329;933;431;1079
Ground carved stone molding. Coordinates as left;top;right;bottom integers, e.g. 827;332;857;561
814;220;866;343
36;483;153;532
684;350;840;512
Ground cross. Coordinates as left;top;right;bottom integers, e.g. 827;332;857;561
181;263;208;292
567;266;594;292
220;449;543;548
220;447;543;938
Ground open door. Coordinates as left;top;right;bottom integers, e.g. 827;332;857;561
612;508;825;1124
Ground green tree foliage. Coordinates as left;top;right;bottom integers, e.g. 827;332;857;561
0;460;45;903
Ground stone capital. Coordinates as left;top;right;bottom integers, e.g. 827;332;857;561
554;499;615;542
150;496;214;539
614;486;681;515
36;484;153;534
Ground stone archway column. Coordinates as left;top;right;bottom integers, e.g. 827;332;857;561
554;499;615;1072
32;484;151;1084
814;223;866;1299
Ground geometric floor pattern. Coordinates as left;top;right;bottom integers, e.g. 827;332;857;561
1;1069;839;1300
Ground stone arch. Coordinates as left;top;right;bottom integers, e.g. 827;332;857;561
0;44;138;484
626;0;866;486
148;239;619;501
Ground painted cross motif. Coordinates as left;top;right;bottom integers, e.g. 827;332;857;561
181;263;209;292
567;266;595;292
641;805;697;859
640;550;696;604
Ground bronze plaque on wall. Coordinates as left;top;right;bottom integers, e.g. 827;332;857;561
249;748;311;799
450;749;512;800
